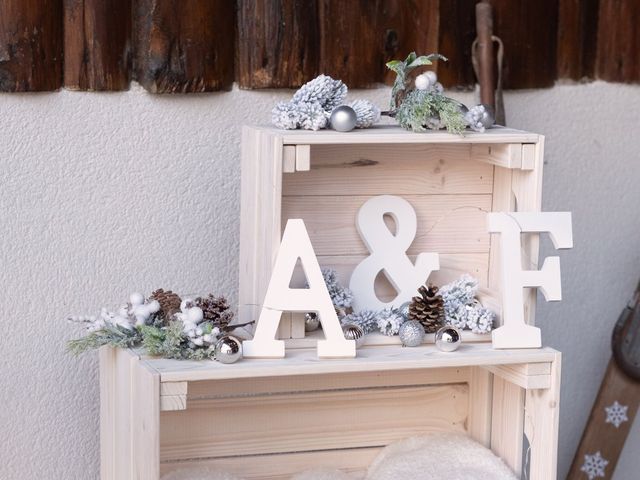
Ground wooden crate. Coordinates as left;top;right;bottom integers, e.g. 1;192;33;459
239;125;544;342
100;344;560;479
100;126;561;480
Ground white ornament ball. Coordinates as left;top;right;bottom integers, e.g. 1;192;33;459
187;306;204;324
435;326;462;352
415;73;431;91
329;106;357;132
133;305;150;320
130;292;144;306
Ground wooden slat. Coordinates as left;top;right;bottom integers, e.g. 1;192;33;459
133;359;161;479
159;384;468;461
488;0;559;89
490;375;525;475
557;0;599;80
596;0;640;83
288;253;489;294
0;0;63;92
133;0;234;93
236;0;318;89
143;344;560;383
485;364;551;390
467;366;493;447
186;367;470;398
63;0;131;90
283;144;493;196
282;194;492;256
160;447;381;480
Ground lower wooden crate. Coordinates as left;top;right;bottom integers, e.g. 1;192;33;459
100;344;560;480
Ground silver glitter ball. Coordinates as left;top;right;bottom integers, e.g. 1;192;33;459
478;104;495;129
342;322;366;347
398;320;425;347
330;105;357;132
214;335;242;364
435;326;462;352
305;312;320;332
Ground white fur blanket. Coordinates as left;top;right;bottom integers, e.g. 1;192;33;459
162;432;516;480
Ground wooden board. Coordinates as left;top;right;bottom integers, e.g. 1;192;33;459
557;0;598;81
236;0;318;89
63;0;131;90
140;344;560;383
160;383;468;461
282;194;491;256
283;144;493;196
0;0;63;92
133;0;234;93
596;0;640;83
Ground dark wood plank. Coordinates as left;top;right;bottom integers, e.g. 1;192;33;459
0;0;63;91
237;0;319;89
134;0;234;93
488;0;559;89
596;0;640;83
557;0;599;81
437;0;477;90
64;0;132;90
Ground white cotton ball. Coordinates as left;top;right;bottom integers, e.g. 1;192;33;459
212;327;221;336
424;70;437;85
415;73;431;91
187;307;204;324
130;292;144;306
180;299;194;312
192;337;204;346
195;327;203;336
146;300;160;313
134;305;150;319
186;327;197;337
203;334;213;344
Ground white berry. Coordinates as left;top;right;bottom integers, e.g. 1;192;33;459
130;292;144;306
146;300;160;313
187;307;203;323
424;71;437;85
415;73;431;91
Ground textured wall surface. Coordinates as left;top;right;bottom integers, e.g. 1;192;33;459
0;82;638;479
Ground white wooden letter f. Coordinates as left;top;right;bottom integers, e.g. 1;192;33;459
243;219;356;359
488;212;573;349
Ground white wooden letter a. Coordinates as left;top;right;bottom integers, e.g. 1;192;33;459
488;212;573;349
243;219;355;359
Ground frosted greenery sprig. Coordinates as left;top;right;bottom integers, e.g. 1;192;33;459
386;52;447;111
395;89;467;134
67;323;141;355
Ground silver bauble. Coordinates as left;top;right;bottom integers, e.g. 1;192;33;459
398;320;425;347
341;322;366;347
330;106;357;132
214;335;242;364
398;301;411;321
435;326;462;352
478;104;495;129
305;312;320;332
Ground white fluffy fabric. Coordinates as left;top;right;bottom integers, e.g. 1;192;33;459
367;433;517;480
162;433;516;480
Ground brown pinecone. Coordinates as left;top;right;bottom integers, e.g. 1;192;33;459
195;294;234;329
409;284;444;333
150;289;182;321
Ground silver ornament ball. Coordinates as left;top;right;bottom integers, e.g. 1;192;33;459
342;322;366;347
214;335;243;364
330;106;357;132
305;312;320;332
478;104;495;129
398;320;425;347
435;326;462;352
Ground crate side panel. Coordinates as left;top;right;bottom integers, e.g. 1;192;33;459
282;144;493;196
159;384;468;461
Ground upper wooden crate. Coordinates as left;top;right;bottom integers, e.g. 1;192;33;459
239;125;544;344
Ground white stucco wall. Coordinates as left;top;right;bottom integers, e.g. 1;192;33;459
1;82;638;479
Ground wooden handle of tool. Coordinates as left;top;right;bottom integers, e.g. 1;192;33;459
475;1;495;111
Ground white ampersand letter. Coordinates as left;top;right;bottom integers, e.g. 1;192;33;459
349;195;440;312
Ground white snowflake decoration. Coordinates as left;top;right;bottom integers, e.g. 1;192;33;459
581;451;609;480
604;401;629;428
